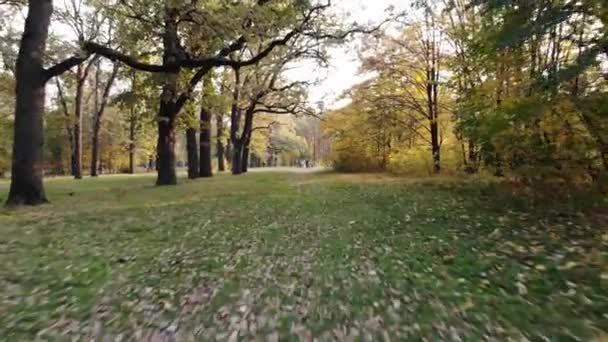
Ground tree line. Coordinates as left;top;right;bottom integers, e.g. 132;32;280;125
324;0;608;191
0;0;357;205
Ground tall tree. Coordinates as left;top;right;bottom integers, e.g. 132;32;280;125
90;61;119;176
84;0;372;184
6;0;88;205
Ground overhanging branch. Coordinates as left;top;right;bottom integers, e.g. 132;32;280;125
44;54;90;80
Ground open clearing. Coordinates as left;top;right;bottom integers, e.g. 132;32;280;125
0;170;606;340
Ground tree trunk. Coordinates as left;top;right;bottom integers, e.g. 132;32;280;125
430;119;440;173
156;115;177;185
90;121;101;177
155;7;180;186
186;127;199;179
230;67;242;175
90;61;101;177
232;143;243;175
91;62;118;177
235;106;255;175
241;126;253;174
216;113;225;172
128;110;135;174
424;12;441;175
55;79;75;176
6;0;53;205
242;145;250;173
73;64;85;179
199;107;213;177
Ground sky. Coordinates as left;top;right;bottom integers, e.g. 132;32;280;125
285;0;410;110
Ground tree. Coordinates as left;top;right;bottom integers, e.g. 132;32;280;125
362;9;445;173
55;57;99;178
84;1;334;185
0;72;14;177
6;0;89;205
90;61;119;177
115;80;157;174
84;0;378;184
178;92;200;179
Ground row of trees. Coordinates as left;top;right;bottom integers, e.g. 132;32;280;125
1;0;372;205
325;0;608;186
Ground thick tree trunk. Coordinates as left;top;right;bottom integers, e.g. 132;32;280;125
186;127;199;179
216;113;225;172
241;127;253;174
156;7;180;186
128;148;135;174
6;0;53;205
232;143;243;175
199;107;213;177
235;107;255;174
156;115;177;185
70;147;77;176
242;145;250;173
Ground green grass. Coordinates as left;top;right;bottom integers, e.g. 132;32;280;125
0;170;607;340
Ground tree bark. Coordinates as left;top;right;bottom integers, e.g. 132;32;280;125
90;125;101;176
230;67;243;175
240;122;253;174
55;78;75;175
424;11;441;174
232;143;243;175
186;127;199;179
216;113;225;172
156;6;180;186
73;64;85;179
199;106;213;177
242;145;250;173
430;119;440;173
234;104;255;175
128;108;136;174
156;116;177;185
6;0;53;205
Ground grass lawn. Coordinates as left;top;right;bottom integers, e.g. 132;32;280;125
0;170;607;340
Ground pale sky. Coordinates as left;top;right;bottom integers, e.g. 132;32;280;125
286;0;410;110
